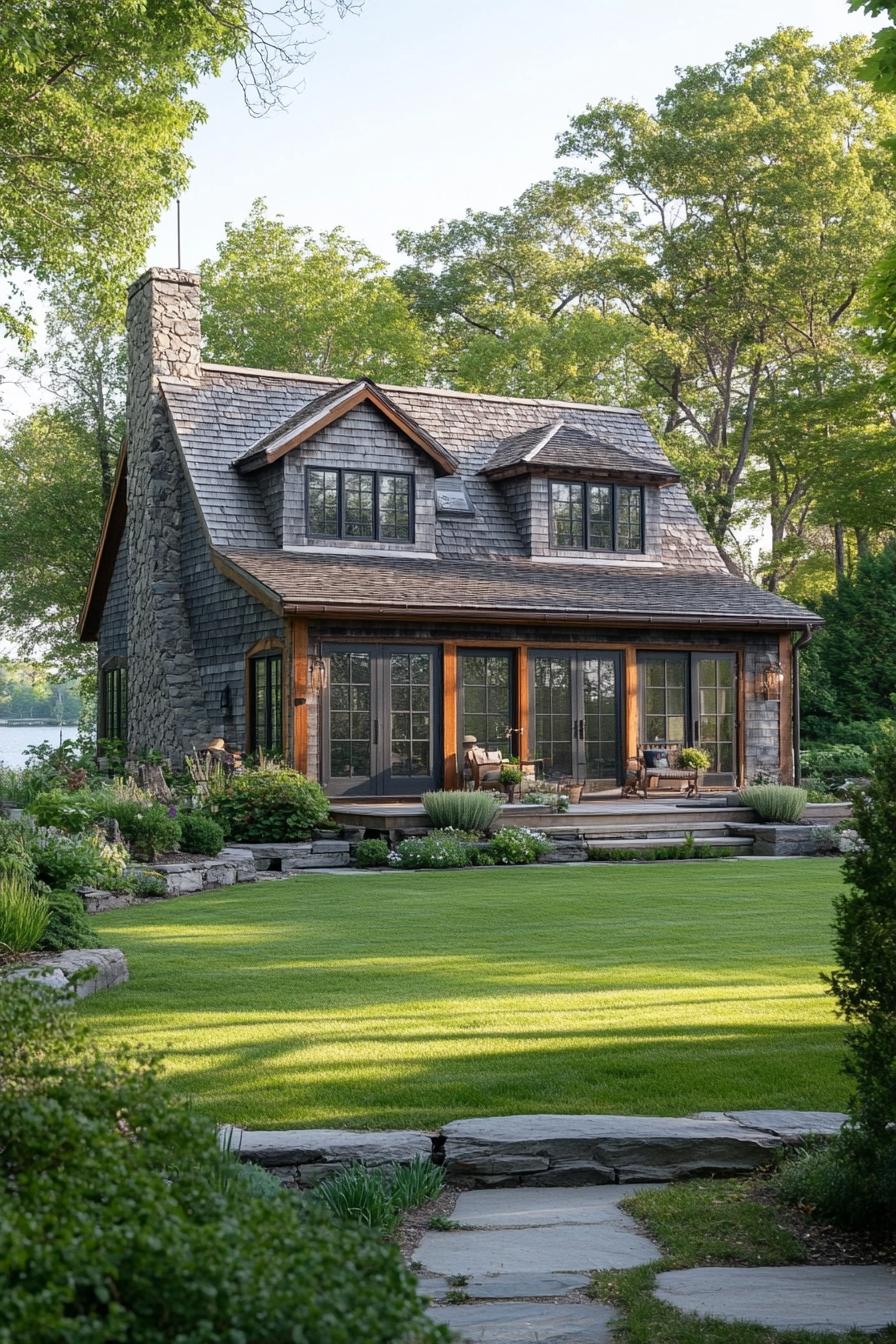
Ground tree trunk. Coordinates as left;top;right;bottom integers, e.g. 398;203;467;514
834;523;845;579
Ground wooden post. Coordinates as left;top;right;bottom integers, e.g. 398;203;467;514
443;642;457;789
778;632;794;785
291;619;309;776
624;646;638;761
736;648;746;787
518;647;529;761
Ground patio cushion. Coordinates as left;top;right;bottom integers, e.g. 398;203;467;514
644;750;670;768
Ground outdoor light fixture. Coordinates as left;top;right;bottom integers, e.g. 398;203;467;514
307;650;328;692
762;660;784;701
219;684;232;715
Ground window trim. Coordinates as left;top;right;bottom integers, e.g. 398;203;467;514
305;466;415;543
99;658;127;744
548;481;645;554
247;641;285;757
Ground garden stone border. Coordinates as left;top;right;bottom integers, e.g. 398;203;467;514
225;1110;847;1188
130;847;256;895
2;947;128;998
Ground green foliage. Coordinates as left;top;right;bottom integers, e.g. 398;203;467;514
111;802;181;861
0;660;80;722
678;747;711;771
0;876;48;952
487;827;553;865
0;821;37;884
210;767;330;843
392;834;471;869
354;838;391;868
588;842;728;862
201;199;430;381
28;827;129;891
622;1178;806;1266
774;1134;896;1233
129;870;168;898
498;764;523;786
421;789;501;833
0;978;447;1344
177;811;224;857
800;744;871;785
35;889;98;953
27;786;102;833
738;785;808;823
311;1157;444;1234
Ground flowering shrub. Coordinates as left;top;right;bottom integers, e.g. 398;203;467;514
209;768;330;843
487;827;553;865
391;834;471;869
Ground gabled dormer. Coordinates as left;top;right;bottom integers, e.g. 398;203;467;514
480;420;680;562
233;378;458;555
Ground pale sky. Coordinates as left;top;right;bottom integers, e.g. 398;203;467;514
148;0;879;272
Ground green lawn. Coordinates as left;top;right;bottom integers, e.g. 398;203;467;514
79;860;848;1130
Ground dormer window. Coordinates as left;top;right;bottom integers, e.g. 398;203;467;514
549;481;643;553
306;467;414;543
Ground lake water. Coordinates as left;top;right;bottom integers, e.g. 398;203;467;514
0;724;80;769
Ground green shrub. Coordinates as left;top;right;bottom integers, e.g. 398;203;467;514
678;747;711;771
35;890;99;953
355;838;390;868
311;1158;444;1234
388;1156;444;1211
393;834;471;869
487;827;553;865
109;801;181;860
0;819;38;884
129;869;169;898
0;978;449;1344
774;1131;896;1232
29;827;129;891
177;811;224;856
27;786;104;834
0;877;49;952
469;848;496;866
498;764;523;786
421;789;501;834
800;744;871;785
211;768;330;843
737;784;807;822
589;847;642;862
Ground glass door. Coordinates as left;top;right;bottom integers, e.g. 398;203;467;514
692;654;736;780
323;644;441;796
531;652;622;785
458;651;514;756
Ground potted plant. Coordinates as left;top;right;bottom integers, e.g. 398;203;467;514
678;747;711;779
564;778;585;804
498;763;523;801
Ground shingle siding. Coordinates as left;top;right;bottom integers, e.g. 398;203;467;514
97;528;129;667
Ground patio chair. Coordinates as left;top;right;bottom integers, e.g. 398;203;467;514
465;745;505;791
633;742;702;798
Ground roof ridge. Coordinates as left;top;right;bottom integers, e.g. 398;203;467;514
523;420;565;463
197;363;644;416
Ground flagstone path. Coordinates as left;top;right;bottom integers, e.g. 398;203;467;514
415;1186;896;1342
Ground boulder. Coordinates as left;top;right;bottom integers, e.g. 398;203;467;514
4;948;128;998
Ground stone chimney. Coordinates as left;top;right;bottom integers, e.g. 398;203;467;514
125;268;208;761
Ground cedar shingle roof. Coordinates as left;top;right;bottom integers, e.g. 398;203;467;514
481;420;680;484
219;548;819;628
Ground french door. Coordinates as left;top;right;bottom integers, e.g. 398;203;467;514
639;652;737;782
531;651;622;786
322;644;441;796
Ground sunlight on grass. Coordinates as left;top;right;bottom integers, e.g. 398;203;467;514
79;860;847;1129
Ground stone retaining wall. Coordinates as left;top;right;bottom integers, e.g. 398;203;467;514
3;948;128;998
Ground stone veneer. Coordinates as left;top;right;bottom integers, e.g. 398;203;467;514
124;269;210;760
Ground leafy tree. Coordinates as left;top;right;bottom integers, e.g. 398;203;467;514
0;2;355;337
0;661;79;721
557;30;896;569
395;176;640;400
201;199;431;382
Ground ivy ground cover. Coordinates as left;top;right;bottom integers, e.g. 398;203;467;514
79;860;848;1130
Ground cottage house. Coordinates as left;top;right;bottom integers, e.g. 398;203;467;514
80;268;819;796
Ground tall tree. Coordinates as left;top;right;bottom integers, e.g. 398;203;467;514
201;200;431;382
395;176;639;401
0;2;355;338
557;29;896;570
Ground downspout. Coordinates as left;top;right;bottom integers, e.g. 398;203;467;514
792;625;814;785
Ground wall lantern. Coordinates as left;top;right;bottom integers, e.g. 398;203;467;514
307;651;328;692
219;684;232;716
761;660;784;701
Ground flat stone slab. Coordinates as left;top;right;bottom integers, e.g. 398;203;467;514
452;1184;658;1227
654;1266;896;1334
428;1301;615;1342
418;1272;591;1301
442;1114;784;1185
226;1126;431;1173
694;1109;847;1139
4;947;128;998
415;1218;658;1277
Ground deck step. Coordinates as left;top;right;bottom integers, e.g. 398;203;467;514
541;820;739;841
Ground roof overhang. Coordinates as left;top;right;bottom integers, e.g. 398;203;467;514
78;445;128;642
234;378;459;476
481;461;681;487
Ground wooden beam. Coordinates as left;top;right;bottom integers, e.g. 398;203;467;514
517;647;530;762
737;648;746;787
624;646;638;761
778;632;794;785
442;642;457;789
292;620;309;775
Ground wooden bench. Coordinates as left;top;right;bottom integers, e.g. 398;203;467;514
624;742;702;799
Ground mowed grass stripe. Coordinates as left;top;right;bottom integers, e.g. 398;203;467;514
78;860;847;1129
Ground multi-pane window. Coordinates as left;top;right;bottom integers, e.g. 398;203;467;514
101;665;127;742
549;482;644;552
459;652;513;753
641;655;687;744
306;467;413;542
250;652;283;756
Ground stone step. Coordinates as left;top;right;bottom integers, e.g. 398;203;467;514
653;1266;896;1334
585;834;753;855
